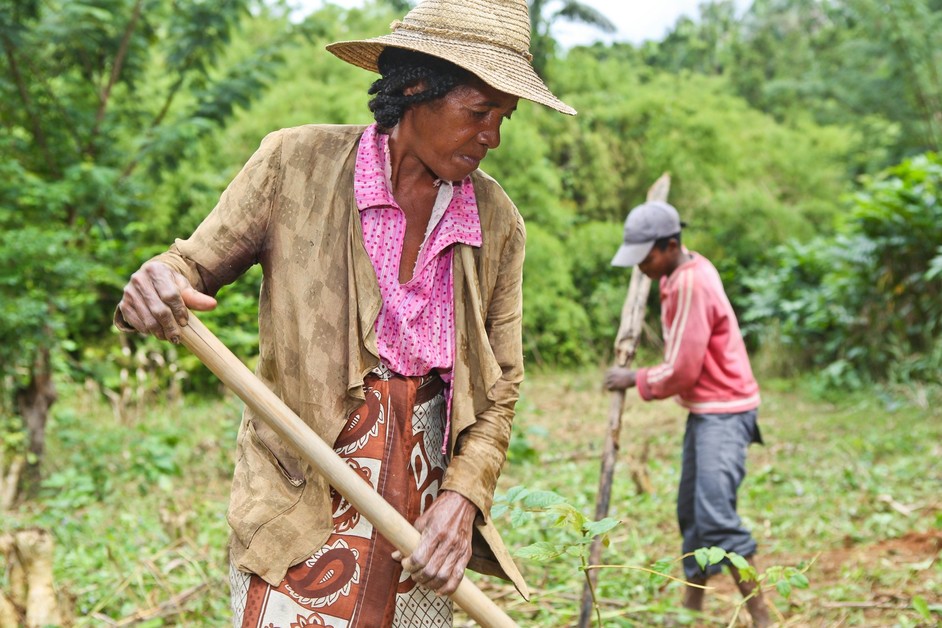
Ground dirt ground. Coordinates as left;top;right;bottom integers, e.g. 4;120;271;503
810;529;942;582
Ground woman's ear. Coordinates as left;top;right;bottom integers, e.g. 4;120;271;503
402;80;427;97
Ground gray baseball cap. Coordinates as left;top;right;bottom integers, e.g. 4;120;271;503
611;201;683;267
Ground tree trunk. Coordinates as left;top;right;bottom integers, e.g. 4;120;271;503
14;347;57;496
0;451;25;512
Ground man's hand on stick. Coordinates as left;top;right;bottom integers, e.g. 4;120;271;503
604;367;637;391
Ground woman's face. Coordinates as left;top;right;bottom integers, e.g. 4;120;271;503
396;77;519;182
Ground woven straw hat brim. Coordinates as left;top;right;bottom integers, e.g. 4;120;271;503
327;34;576;116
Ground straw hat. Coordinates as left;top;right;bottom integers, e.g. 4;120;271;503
326;0;576;116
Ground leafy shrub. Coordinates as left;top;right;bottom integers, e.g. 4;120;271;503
744;152;942;386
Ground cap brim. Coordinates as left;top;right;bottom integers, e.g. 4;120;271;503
611;241;654;267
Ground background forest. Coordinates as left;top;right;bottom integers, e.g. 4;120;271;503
1;0;940;626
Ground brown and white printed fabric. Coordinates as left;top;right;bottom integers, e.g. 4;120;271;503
231;365;453;627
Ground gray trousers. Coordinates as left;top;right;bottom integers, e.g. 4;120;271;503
677;409;762;580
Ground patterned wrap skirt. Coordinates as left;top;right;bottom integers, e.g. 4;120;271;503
230;365;453;627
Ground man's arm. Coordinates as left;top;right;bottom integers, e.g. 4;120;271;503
637;269;710;400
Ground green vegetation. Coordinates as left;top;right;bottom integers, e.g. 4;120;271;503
483;372;942;625
744;153;942;388
644;0;942;166
2;371;938;625
0;0;297;493
3;0;942;624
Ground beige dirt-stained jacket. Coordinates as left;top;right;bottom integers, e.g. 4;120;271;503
134;124;528;596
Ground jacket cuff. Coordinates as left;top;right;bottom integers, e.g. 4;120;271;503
440;455;493;519
636;367;653;401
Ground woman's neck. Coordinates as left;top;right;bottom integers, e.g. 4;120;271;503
387;125;439;194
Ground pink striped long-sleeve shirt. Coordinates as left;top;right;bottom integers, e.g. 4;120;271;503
637;252;760;414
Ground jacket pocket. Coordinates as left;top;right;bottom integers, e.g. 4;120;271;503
251;418;306;485
226;420;306;547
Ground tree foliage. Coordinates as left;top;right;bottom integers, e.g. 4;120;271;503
514;47;853;361
0;0;294;495
151;2;859;369
3;0;936;469
528;0;615;76
645;0;942;168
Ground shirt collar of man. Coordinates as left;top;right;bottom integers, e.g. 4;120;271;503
354;124;483;249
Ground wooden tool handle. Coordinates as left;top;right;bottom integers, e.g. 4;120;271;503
178;313;517;628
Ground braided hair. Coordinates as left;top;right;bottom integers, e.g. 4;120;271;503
368;48;473;128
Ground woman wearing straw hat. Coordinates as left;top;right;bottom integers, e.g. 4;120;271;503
115;0;574;625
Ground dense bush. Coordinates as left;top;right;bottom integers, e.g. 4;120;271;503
744;153;942;387
0;0;298;496
521;224;593;366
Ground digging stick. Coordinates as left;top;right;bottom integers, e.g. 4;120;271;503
177;312;517;628
577;174;670;628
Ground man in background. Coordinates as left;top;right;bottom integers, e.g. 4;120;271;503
603;201;770;627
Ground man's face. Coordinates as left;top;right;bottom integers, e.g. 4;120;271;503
637;241;677;280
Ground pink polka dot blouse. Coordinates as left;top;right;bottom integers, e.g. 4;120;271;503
354;123;483;381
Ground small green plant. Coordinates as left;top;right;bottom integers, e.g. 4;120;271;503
496;487;813;627
493;486;621;560
912;595;937;622
493;486;619;627
686;547;810;627
644;548;810;627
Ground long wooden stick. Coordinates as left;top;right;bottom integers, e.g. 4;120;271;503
178;313;517;628
577;174;670;628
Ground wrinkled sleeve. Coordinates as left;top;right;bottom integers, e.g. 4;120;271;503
153;131;283;295
637;269;710;401
114;131;284;332
155;132;282;295
441;215;525;515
